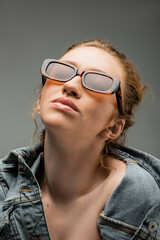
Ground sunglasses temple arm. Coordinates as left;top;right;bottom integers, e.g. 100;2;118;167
115;86;123;114
42;75;46;86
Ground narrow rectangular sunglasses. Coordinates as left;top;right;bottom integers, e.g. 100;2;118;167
41;59;122;114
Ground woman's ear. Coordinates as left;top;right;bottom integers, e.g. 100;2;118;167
107;119;125;140
36;95;41;114
100;119;125;140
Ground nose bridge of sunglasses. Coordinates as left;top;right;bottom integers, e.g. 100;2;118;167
76;69;85;77
68;69;85;82
65;69;85;88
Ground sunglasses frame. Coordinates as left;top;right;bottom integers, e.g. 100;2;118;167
41;59;122;114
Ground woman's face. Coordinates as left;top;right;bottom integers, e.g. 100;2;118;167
37;46;125;141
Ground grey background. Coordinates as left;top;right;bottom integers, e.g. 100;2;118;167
0;0;160;158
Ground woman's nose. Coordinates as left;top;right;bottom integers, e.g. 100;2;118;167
62;76;82;98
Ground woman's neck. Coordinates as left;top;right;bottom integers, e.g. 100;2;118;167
40;129;108;204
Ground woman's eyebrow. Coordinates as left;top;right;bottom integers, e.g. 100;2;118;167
62;59;107;73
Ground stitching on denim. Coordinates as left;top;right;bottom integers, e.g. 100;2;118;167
18;195;40;204
0;180;7;197
19;191;50;239
99;218;160;240
99;218;135;236
30;213;44;237
99;214;137;231
111;149;136;161
3;196;41;206
19;191;42;212
18;191;31;239
126;160;138;165
0;173;8;196
0;206;18;240
19;191;46;239
140;230;159;240
11;209;22;240
132;230;159;240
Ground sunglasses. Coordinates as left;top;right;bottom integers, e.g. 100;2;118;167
41;59;122;114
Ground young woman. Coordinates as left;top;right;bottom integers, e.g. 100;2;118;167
0;40;160;240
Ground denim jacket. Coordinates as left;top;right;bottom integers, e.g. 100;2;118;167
0;143;160;240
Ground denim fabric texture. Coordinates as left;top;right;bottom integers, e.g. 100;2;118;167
0;143;160;240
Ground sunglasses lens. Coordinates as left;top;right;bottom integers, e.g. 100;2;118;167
84;73;113;93
46;62;75;81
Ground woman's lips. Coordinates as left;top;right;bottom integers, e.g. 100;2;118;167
51;97;80;113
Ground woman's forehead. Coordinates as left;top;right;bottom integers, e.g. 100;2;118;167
60;46;125;84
